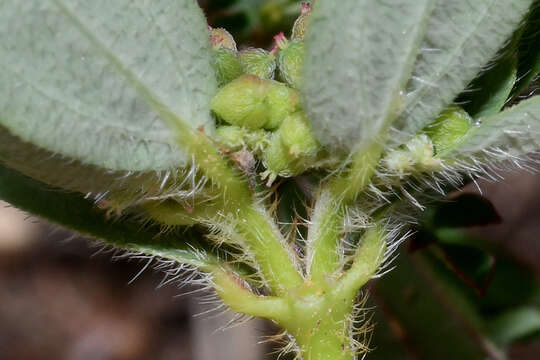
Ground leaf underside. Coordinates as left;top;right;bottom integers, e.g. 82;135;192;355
0;163;217;269
0;127;191;206
302;0;434;151
303;0;534;151
447;96;540;159
0;0;216;182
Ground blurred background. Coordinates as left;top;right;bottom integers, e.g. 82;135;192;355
1;1;539;359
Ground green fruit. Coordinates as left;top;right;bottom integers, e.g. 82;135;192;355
211;75;269;129
425;105;473;155
214;48;244;87
238;48;276;80
280;112;319;157
277;40;305;89
264;82;301;130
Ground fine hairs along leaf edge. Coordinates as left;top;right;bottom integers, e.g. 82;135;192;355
0;0;217;206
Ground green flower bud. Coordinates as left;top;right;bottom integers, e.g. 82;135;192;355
215;125;270;155
215;125;247;151
279;112;319;158
264;82;301;129
262;130;297;186
425;105;473;155
292;2;312;40
274;33;305;89
244;129;271;155
383;135;442;176
383;150;414;176
213;48;244;87
238;48;276;80
405;134;441;171
211;76;300;130
209;27;237;51
261;113;319;186
211;75;269;129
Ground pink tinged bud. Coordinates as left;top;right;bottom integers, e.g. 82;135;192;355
292;2;312;40
301;2;312;15
209;27;237;52
273;32;289;51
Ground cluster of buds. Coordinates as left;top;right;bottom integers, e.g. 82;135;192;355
208;3;319;186
384;106;473;177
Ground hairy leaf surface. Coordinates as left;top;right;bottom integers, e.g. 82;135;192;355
396;0;533;141
0;0;216;180
0;164;217;270
303;0;533;152
302;0;434;151
445;96;540;159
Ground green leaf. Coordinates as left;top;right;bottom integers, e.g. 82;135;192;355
433;240;495;296
0;163;218;270
480;257;538;311
0;129;195;208
431;194;501;228
302;0;435;151
396;0;533;142
488;307;540;346
512;4;540;98
371;250;495;360
0;0;216;192
445;96;540;159
460;55;518;119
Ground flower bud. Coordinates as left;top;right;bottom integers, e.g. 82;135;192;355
213;48;244;87
264;82;301;129
425;105;473;155
280;112;319;158
292;2;312;40
274;33;305;89
262;130;297;186
405;134;441;171
211;75;269;129
209;27;243;86
261;112;319;186
215;125;270;154
209;27;237;51
211;75;300;130
215;125;247;151
383;135;441;176
238;48;276;80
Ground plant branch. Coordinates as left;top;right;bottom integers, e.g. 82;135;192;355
332;224;386;302
233;205;304;295
307;140;385;286
213;268;289;321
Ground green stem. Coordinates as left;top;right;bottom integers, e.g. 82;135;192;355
333;225;386;301
328;140;384;203
178;126;253;208
234;205;304;294
308;141;384;286
294;318;355;360
174;120;304;295
213;268;289;321
277;282;357;360
307;189;345;285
